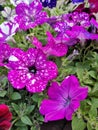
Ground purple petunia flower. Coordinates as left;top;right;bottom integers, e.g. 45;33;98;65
15;0;48;30
72;0;84;3
8;48;58;93
32;31;68;57
0;43;13;67
40;0;57;8
0;21;19;43
40;75;88;121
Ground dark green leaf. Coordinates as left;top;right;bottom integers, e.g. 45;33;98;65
11;92;21;100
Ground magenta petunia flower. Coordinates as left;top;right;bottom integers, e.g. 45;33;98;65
15;0;48;30
32;31;68;57
8;48;58;93
0;21;19;43
0;43;13;67
40;75;88;121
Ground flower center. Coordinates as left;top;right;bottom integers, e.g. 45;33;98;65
64;97;71;107
28;66;37;74
3;59;9;64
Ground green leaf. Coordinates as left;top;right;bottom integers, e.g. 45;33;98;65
88;71;97;79
89;98;98;117
11;92;21;100
16;126;28;130
0;90;7;97
31;94;39;102
25;105;35;115
15;120;27;126
72;116;86;130
11;103;20;115
21;116;32;126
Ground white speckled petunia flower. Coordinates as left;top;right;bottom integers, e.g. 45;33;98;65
8;48;58;93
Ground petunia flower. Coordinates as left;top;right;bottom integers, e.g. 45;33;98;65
32;31;68;57
15;0;48;30
40;0;57;8
0;21;19;43
8;48;58;93
1;7;16;21
0;104;12;130
0;43;13;68
39;75;88;121
72;0;84;3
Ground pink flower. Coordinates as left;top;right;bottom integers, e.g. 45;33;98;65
40;75;88;121
32;31;68;57
15;0;48;30
8;48;58;93
0;104;12;130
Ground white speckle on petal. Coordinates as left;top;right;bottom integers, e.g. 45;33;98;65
27;73;32;79
1;24;9;35
9;55;19;61
0;33;3;37
31;79;36;84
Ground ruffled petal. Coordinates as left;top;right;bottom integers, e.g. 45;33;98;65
8;48;26;69
70;87;88;100
36;61;58;80
8;70;27;89
26;76;48;93
40;99;65;122
61;75;80;95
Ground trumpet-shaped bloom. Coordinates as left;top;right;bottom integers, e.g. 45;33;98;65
15;0;48;30
0;104;12;130
40;75;88;121
32;31;68;57
8;48;58;93
0;21;19;43
40;0;57;8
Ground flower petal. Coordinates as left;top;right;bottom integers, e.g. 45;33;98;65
8;70;27;89
26;77;48;93
61;75;80;95
70;87;88;100
40;99;65;122
36;61;58;80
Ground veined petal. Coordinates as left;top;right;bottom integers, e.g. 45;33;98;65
70;87;88;100
40;99;65;122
